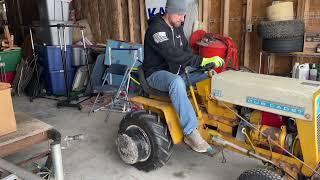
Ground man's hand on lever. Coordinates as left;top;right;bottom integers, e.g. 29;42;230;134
201;56;225;69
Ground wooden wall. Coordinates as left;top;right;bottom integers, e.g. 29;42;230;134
6;0;39;45
6;0;320;73
72;0;320;73
207;0;320;73
73;0;147;44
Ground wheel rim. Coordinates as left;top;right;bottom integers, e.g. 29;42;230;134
116;125;151;164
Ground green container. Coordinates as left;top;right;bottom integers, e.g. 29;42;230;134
0;49;22;73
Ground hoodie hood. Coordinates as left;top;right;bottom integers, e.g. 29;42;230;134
148;13;170;29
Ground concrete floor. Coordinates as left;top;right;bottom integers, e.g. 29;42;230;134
6;95;263;180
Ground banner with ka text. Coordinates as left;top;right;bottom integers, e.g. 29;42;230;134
145;0;166;19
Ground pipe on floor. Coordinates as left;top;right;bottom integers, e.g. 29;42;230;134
51;143;64;180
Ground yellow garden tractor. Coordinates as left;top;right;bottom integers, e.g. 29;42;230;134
115;67;320;180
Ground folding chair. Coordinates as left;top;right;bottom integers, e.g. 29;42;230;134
89;63;130;115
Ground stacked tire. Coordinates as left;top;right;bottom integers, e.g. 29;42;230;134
258;20;305;53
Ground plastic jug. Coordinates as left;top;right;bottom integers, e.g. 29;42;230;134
296;63;310;80
292;62;299;78
310;64;318;81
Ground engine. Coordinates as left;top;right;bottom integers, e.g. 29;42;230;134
238;109;301;158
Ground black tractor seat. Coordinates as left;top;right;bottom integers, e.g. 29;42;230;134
138;66;169;97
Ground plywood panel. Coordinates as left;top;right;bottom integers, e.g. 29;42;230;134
98;0;109;43
208;0;222;34
68;0;320;74
89;0;101;42
133;0;142;43
121;0;130;42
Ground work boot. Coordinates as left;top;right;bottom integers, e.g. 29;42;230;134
184;129;213;153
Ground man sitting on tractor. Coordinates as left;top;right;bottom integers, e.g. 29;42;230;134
143;0;225;153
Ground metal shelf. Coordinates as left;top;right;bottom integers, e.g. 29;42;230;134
261;51;320;58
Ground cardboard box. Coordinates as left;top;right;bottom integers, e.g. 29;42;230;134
304;21;320;53
0;83;17;136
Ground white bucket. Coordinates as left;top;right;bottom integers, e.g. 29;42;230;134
266;1;294;21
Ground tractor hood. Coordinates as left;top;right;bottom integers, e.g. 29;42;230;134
211;71;320;121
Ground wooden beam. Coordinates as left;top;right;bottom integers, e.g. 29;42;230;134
268;54;276;74
139;0;146;43
244;0;252;68
297;0;310;25
0;132;48;158
203;0;209;31
116;0;124;41
128;0;134;42
294;0;310;68
223;0;230;35
198;0;203;22
220;0;224;34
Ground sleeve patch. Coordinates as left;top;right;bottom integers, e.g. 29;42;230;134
153;32;169;43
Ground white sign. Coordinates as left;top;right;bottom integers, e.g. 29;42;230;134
145;0;167;19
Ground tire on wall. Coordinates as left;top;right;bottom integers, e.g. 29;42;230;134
258;20;305;39
262;36;304;53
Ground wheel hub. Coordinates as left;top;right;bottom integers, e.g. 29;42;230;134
116;125;151;164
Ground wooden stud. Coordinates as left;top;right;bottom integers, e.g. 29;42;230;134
304;0;310;26
139;0;146;43
203;0;209;31
198;0;203;22
223;0;230;35
268;54;276;74
293;0;311;67
220;0;224;34
244;0;252;68
239;0;247;67
297;0;310;25
116;0;124;41
128;0;134;42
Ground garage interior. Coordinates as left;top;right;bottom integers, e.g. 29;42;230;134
1;0;320;179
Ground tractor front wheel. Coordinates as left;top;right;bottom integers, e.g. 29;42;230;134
239;168;283;180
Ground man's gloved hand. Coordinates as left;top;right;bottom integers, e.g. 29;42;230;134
201;56;225;68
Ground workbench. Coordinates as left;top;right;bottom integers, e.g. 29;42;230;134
0;112;64;180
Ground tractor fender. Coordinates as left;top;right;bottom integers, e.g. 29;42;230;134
131;96;184;144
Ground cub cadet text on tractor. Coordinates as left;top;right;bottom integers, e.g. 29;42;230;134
115;67;320;180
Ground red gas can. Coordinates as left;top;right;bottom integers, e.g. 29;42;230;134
198;40;227;73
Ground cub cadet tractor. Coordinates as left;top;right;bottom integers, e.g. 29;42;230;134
115;67;320;179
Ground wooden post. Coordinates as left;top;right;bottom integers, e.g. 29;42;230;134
128;0;134;42
220;0;224;34
297;0;310;26
198;0;203;22
244;0;252;68
292;0;310;65
223;0;230;35
139;0;146;43
203;0;209;31
116;0;124;41
268;54;276;74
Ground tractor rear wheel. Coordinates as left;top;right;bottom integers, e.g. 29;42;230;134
238;168;283;180
116;110;173;172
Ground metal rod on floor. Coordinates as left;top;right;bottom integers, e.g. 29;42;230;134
51;143;64;180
